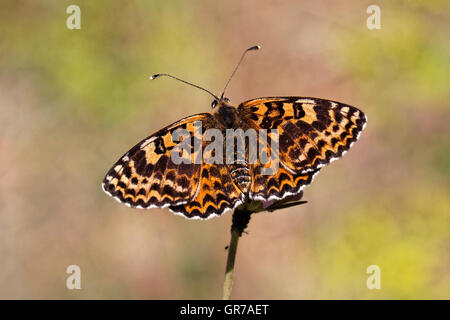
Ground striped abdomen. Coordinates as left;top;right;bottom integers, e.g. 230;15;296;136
229;161;251;193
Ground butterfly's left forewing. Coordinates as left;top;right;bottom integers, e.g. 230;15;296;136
238;97;367;202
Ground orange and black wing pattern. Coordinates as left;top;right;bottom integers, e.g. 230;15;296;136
102;114;210;210
103;96;367;218
250;160;320;202
102;113;243;219
238;97;367;201
169;163;244;218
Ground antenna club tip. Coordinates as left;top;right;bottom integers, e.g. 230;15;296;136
149;74;160;80
249;45;261;51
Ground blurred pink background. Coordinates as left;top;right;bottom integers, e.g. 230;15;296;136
0;1;449;299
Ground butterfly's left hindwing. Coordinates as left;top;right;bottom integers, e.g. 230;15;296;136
250;160;320;202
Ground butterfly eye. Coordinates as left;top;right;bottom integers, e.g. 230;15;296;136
211;100;218;109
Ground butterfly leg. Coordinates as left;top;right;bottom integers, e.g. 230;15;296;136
266;200;308;212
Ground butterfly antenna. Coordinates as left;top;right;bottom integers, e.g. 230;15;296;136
220;45;261;99
150;73;219;100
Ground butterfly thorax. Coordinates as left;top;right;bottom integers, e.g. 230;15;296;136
213;100;252;194
214;101;240;129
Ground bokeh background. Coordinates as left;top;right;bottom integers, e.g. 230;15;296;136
1;0;449;299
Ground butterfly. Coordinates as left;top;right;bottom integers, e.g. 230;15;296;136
102;46;367;219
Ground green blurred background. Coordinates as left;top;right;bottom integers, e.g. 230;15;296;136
0;0;449;299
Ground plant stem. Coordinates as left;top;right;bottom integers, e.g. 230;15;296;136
221;197;307;299
222;228;240;300
222;205;253;300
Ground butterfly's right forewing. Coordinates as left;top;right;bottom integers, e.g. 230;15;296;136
102;113;212;210
103;112;244;219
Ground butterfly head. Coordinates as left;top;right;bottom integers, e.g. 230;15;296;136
211;97;230;109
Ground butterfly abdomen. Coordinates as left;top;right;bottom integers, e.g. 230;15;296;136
228;161;251;193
